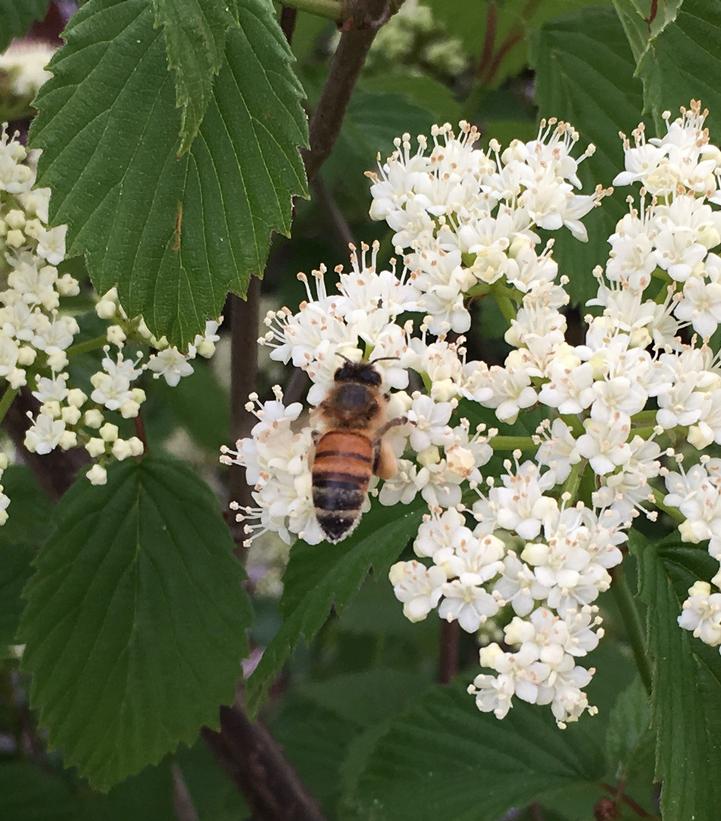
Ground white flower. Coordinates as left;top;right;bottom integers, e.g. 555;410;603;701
576;414;631;475
678;581;721;647
439;580;500;632
24;412;65;455
388;560;446;622
146;348;194;386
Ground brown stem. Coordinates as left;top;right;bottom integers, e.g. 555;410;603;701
438;620;460;684
3;388;89;499
476;1;497;80
484;29;523;85
171;763;200;821
203;705;325;821
645;0;658;26
134;411;148;452
600;783;653;818
280;5;298;41
228;281;261;515
302;0;400;182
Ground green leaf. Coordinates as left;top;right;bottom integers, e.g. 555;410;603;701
0;467;53;649
0;0;50;51
614;0;721;134
273;669;430;813
20;456;251;791
531;5;644;305
175;742;251;821
604;676;653;783
31;0;308;346
79;764;176;821
150;0;236;155
629;533;721;821
344;683;606;821
246;500;425;715
0;762;76;821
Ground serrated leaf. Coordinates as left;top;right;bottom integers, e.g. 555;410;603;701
344;683;606;821
614;0;721;134
0;0;50;51
531;5;644;305
151;0;236;154
604;677;653;783
629;533;721;821
246;500;425;715
20;456;251;791
30;0;308;346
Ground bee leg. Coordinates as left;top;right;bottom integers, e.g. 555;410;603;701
373;438;398;480
373;415;409;439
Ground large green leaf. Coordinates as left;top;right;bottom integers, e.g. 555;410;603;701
344;683;606;821
0;467;53;649
20;456;251;791
246;500;425;714
30;0;308;346
629;533;721;821
272;669;430;814
531;5;644;305
614;0;720;132
0;0;50;51
151;0;236;155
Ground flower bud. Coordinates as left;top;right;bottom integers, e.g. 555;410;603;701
86;464;107;485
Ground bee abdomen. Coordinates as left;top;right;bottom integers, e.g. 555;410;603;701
312;431;373;543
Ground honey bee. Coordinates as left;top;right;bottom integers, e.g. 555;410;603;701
311;358;407;543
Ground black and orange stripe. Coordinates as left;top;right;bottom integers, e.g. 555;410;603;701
312;430;373;542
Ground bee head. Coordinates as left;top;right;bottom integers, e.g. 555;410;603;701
333;361;382;387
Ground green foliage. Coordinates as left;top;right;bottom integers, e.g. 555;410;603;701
175;743;251;820
630;533;721;821
344;682;606;821
614;0;721;131
150;0;237;155
531;4;644;305
0;0;50;51
246;500;425;715
273;669;431;814
30;0;308;346
19;456;251;791
0;762;76;821
0;468;52;649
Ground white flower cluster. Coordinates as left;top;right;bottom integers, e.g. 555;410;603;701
0;41;54;104
368;117;605;336
0;125;219;516
225;102;721;726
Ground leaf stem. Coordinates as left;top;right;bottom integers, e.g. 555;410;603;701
0;385;19;426
490;434;535;451
280;0;342;20
611;564;652;694
492;289;516;323
65;334;107;358
561;458;586;501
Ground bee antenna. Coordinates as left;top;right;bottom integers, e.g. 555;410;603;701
335;352;353;363
369;356;399;363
